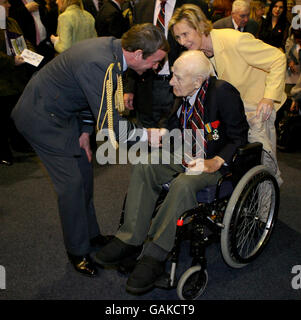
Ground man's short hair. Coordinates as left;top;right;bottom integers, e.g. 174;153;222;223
121;23;169;59
169;4;212;37
232;0;250;13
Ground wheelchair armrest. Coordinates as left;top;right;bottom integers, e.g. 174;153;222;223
231;142;263;186
236;142;263;157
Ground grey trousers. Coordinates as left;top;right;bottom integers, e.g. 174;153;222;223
117;161;222;253
30;143;100;256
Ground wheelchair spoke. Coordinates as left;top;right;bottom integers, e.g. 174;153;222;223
221;166;279;267
234;180;273;259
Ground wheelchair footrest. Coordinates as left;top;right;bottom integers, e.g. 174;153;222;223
155;272;176;289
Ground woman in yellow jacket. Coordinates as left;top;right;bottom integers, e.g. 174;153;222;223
50;0;96;53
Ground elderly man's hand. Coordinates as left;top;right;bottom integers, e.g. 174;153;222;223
147;128;162;147
124;93;134;110
186;156;224;175
256;98;274;121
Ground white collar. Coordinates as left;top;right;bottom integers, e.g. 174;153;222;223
232;18;244;31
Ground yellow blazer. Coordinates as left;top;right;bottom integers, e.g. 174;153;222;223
210;29;287;111
55;4;97;53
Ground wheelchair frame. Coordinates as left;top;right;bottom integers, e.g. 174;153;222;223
152;142;280;300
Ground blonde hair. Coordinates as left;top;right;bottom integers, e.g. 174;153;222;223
250;1;265;22
59;0;83;12
169;4;212;37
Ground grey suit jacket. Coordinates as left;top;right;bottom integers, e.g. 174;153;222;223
213;16;259;37
12;37;131;156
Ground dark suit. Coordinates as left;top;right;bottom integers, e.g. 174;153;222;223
123;0;209;128
9;0;55;65
213;15;259;37
11;37;135;256
83;0;100;18
117;77;249;253
95;0;130;38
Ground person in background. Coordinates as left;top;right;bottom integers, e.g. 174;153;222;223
258;0;289;50
95;0;130;38
285;27;301;95
45;0;58;36
0;0;35;166
249;0;266;35
211;0;233;22
213;0;259;37
286;0;295;23
50;0;96;53
82;0;103;18
9;0;55;66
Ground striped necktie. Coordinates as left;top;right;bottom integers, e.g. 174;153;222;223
156;0;167;33
180;81;208;165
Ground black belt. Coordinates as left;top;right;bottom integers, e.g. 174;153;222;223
153;74;172;81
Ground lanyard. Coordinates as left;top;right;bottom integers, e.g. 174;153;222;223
183;100;193;129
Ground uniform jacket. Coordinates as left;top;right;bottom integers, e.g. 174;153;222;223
213;15;259;37
162;77;249;171
210;29;287;111
12;37;131;156
54;5;97;53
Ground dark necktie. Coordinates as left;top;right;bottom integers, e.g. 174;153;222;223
156;0;167;33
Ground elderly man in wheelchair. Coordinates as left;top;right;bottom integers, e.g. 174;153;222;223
94;50;279;299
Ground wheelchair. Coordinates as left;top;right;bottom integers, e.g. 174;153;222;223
120;142;280;300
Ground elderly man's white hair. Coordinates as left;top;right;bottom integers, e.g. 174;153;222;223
232;0;250;13
178;50;212;81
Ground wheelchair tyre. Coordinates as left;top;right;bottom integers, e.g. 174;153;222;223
177;266;208;300
221;165;279;268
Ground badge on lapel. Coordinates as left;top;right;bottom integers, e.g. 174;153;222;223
205;120;220;141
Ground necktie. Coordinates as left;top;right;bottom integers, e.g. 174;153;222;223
156;0;167;33
180;81;208;166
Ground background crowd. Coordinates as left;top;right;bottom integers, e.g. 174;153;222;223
1;0;300;166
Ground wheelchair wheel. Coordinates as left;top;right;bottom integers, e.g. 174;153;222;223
221;165;279;268
177;265;208;300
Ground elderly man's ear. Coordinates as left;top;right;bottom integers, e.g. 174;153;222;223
194;76;204;90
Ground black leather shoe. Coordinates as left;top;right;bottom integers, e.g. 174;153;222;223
126;256;165;294
93;237;143;266
67;253;98;277
90;234;114;248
